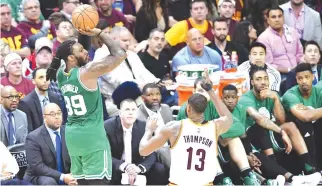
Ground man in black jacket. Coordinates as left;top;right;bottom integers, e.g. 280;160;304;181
18;68;61;132
24;103;76;185
104;81;169;185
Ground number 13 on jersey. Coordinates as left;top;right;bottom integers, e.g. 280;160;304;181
64;95;87;116
187;147;206;171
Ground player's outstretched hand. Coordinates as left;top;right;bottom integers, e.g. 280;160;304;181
78;27;102;37
145;117;158;133
201;69;213;91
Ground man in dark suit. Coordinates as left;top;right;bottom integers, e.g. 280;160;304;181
18;68;61;132
104;82;169;185
0;86;28;147
24;103;76;185
137;83;173;169
284;40;321;93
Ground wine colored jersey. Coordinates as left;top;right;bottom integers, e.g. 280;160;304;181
98;9;129;30
1;26;29;50
17;21;56;40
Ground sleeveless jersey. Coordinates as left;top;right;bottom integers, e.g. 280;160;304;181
186;19;213;43
169;119;217;185
172;19;214;55
57;67;109;156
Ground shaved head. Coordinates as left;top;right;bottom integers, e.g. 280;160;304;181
44;103;63;130
186;28;204;55
187;28;202;41
44;103;61;114
1;85;16;96
1;86;20;111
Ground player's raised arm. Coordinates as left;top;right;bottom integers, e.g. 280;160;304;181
201;70;233;136
78;27;127;78
139;118;175;156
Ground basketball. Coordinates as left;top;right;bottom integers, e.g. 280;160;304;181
71;4;99;30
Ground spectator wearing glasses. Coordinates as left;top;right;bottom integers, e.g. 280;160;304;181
52;19;76;55
0;86;28;147
24;103;75;185
0;52;34;98
17;0;56;44
0;3;31;58
61;0;80;21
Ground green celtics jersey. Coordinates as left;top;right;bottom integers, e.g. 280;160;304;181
177;101;245;138
232;104;247;127
238;90;275;128
316;81;322;89
221;103;246;139
177;101;219;121
57;68;109;156
282;85;322;121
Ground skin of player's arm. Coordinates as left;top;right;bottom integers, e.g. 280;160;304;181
290;104;322;123
139;123;173;157
247;107;282;133
215;116;232;139
81;31;127;78
271;93;286;124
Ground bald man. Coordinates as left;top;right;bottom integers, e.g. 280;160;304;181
24;103;75;185
0;86;28;147
172;28;222;76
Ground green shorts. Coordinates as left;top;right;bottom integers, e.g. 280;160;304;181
220;121;245;139
70;149;112;180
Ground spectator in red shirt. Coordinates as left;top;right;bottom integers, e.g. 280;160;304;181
95;0;129;30
0;3;31;58
17;0;56;44
0;53;34;98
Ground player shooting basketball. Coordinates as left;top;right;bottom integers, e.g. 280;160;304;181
46;26;126;185
139;70;233;185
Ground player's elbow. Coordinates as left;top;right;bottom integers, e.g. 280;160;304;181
139;146;151;157
300;113;314;123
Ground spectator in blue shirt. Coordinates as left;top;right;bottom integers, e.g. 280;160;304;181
172;28;222;75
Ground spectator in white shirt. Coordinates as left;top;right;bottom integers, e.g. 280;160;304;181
238;42;281;92
0;141;19;180
0;141;31;185
97;26;159;116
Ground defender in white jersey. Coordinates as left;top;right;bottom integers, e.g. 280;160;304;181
139;72;233;185
169;118;219;185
